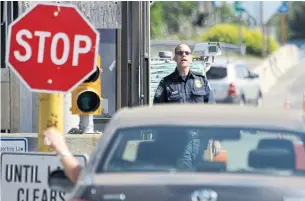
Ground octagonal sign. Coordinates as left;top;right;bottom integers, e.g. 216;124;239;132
6;3;99;93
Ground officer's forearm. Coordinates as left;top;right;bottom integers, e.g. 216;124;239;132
177;141;193;169
208;92;216;104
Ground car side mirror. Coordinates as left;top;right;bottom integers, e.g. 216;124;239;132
248;72;259;79
48;169;75;193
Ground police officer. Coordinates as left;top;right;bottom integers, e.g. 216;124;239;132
153;43;216;170
153;43;216;104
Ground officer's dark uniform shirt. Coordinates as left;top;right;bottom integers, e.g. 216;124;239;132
153;67;216;169
153;68;216;104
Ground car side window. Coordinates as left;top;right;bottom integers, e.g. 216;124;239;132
235;64;249;79
248;71;259;78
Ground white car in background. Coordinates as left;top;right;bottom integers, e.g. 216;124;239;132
206;60;262;106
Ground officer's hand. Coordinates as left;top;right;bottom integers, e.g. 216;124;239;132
214;148;221;156
212;140;222;156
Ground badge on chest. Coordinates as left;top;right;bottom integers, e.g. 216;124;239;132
195;79;202;88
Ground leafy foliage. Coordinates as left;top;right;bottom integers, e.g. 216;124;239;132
213;2;240;24
150;2;164;39
200;24;280;56
287;1;305;40
150;1;198;39
162;1;197;33
150;1;254;39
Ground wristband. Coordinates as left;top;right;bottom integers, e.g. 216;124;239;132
58;151;72;158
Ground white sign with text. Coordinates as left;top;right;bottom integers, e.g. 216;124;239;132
1;152;87;201
0;138;28;152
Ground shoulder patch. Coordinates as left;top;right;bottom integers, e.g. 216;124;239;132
154;85;164;97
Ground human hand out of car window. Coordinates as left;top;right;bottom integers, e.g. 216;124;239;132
43;127;70;154
43;127;82;184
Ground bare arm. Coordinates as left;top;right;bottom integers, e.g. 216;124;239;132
59;153;82;183
44;127;82;183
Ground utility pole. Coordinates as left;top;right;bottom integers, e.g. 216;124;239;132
260;1;266;57
266;25;270;54
233;1;244;55
238;12;243;55
280;14;287;44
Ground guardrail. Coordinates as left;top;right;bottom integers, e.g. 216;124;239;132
300;44;305;63
250;45;300;94
151;40;246;56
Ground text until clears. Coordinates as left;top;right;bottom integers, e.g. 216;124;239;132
4;165;59;183
17;188;65;201
1;153;87;201
4;165;65;201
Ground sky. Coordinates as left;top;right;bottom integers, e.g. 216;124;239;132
214;1;286;24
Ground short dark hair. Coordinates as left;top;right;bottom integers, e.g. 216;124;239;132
174;43;191;53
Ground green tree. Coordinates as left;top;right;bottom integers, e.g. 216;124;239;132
150;1;251;39
287;1;305;40
214;2;237;24
162;1;197;34
150;2;164;39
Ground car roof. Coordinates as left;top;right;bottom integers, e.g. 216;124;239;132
210;59;230;67
107;104;305;134
211;59;246;68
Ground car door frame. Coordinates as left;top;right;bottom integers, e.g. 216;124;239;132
234;63;252;101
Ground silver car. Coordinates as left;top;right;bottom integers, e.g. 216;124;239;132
206;60;262;106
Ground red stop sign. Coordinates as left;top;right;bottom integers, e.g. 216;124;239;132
6;3;99;93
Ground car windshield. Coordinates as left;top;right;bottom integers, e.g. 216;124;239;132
206;66;227;80
97;126;305;177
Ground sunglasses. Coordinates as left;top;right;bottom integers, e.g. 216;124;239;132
175;51;191;56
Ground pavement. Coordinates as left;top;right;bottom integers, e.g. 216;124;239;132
243;58;263;70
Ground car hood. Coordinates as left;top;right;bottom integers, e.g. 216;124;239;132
73;173;305;201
